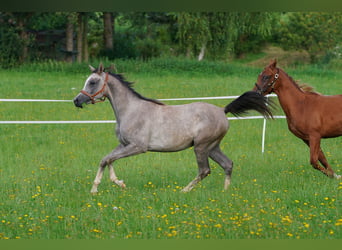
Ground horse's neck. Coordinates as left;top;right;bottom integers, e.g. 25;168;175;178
274;72;305;118
106;79;138;122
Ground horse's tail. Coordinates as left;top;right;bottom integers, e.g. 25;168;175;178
224;91;274;119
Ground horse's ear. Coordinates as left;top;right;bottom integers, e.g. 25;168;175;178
269;59;277;69
109;63;117;73
89;65;96;72
105;63;117;73
98;63;104;74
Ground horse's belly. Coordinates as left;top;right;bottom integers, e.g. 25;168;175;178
148;134;194;152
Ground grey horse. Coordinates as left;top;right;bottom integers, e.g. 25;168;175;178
73;63;273;193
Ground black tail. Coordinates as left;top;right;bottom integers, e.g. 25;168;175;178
224;91;274;119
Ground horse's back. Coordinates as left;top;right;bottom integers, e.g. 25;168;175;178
146;102;228;152
307;94;342;137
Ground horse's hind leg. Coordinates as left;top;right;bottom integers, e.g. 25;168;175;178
303;139;339;179
209;145;233;190
316;148;341;179
181;145;211;192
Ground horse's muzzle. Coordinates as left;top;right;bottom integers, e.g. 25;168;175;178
73;98;83;108
73;94;86;108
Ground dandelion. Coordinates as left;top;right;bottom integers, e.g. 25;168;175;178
335;219;342;226
281;216;292;224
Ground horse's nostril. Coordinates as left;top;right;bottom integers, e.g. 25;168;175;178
73;97;83;108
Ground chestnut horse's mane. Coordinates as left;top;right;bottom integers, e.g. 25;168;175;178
280;68;320;95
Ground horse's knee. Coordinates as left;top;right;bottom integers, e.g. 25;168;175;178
100;156;112;168
224;159;233;176
199;168;211;179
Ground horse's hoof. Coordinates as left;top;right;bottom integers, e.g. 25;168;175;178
180;187;190;193
90;187;98;194
333;173;341;179
117;180;126;188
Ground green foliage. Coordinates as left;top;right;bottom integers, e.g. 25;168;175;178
278;12;342;63
0;26;23;68
232;12;277;57
1;12;341;66
176;12;276;59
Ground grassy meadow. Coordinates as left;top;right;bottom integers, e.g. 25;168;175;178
0;58;341;239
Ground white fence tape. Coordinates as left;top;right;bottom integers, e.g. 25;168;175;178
0;94;282;152
0;94;277;103
0;99;71;102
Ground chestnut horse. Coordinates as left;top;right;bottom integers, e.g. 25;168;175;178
254;60;342;179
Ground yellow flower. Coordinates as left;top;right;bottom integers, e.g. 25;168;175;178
335;219;342;226
303;222;310;228
281;216;292;224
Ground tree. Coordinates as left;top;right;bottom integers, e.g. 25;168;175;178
176;12;275;60
103;12;114;51
12;12;34;63
76;12;89;62
176;12;211;60
278;12;342;63
231;12;276;58
65;13;75;63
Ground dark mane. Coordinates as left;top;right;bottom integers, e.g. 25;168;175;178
107;71;165;105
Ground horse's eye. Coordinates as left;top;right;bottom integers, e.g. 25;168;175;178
262;75;270;81
89;80;96;86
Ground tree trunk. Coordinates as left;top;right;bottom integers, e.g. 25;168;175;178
77;13;84;63
65;13;74;63
198;43;206;61
15;13;33;63
83;14;89;62
103;12;113;50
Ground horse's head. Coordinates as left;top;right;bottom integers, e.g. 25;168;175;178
73;63;108;108
253;59;280;95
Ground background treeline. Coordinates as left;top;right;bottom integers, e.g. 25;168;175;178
0;12;341;68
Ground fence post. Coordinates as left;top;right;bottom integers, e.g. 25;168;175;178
262;118;267;153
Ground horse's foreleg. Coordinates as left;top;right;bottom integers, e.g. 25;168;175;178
182;147;210;192
108;164;126;188
90;165;106;194
90;143;146;193
209;145;233;190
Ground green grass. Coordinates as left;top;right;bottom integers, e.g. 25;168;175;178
0;58;341;239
